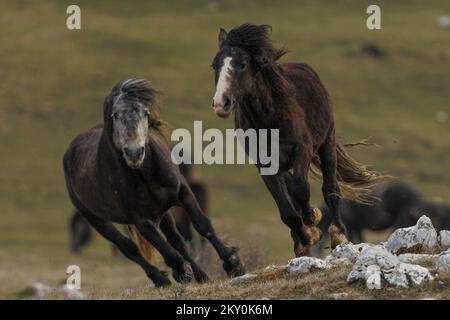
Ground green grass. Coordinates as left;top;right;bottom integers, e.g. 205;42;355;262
0;0;449;298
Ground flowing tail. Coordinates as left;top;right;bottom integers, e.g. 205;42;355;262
312;139;392;204
127;225;155;263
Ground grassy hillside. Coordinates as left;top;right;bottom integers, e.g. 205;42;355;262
0;0;449;298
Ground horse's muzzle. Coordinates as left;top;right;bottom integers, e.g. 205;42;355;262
123;146;145;169
213;96;233;118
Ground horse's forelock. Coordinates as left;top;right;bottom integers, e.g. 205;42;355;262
223;24;287;62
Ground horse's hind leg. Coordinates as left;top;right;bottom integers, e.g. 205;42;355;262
80;210;171;287
135;220;194;283
160;214;209;283
178;183;245;277
318;134;348;249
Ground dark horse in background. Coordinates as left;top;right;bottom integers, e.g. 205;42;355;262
69;162;209;255
211;24;389;256
314;180;450;253
63;79;244;287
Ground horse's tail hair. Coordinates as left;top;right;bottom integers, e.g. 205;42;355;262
311;139;392;204
127;225;155;263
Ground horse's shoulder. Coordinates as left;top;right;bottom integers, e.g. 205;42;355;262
280;62;321;81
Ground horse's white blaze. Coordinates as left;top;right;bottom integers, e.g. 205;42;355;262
213;57;233;107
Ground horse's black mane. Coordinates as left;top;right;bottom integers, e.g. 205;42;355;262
108;79;157;107
223;24;287;61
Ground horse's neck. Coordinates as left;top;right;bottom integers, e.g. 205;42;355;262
236;89;274;130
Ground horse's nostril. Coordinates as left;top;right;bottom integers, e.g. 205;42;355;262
223;96;231;110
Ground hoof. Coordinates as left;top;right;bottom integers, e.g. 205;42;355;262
153;272;171;287
305;226;322;246
172;262;195;283
329;224;349;249
194;270;210;284
312;208;322;226
223;254;246;278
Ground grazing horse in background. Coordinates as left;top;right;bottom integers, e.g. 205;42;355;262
69;211;92;254
68;162;209;255
314;180;450;254
211;24;389;256
63;79;244;287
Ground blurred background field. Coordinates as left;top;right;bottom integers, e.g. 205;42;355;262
0;0;449;298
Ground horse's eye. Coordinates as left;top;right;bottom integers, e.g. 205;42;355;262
111;112;118;120
240;63;247;70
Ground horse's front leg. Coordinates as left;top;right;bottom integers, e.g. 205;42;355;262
261;173;312;256
290;148;323;248
178;182;245;277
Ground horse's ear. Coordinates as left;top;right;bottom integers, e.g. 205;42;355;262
218;28;227;48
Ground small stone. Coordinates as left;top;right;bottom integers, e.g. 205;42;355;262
328;292;349;300
399;263;434;286
230;273;257;285
330;242;359;262
286;257;329;276
365;265;381;290
264;264;286;272
58;285;87;300
436;250;450;272
22;282;52;298
386;215;438;254
439;230;450;250
438;16;450;28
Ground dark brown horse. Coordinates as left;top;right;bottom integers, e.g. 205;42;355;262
211;24;389;256
63;79;244;287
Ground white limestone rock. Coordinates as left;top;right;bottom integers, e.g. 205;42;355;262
286;256;329;276
399;263;434;286
439;230;450;250
365;265;382;290
326;242;372;266
436;250;450;272
347;245;434;289
386;215;438;254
